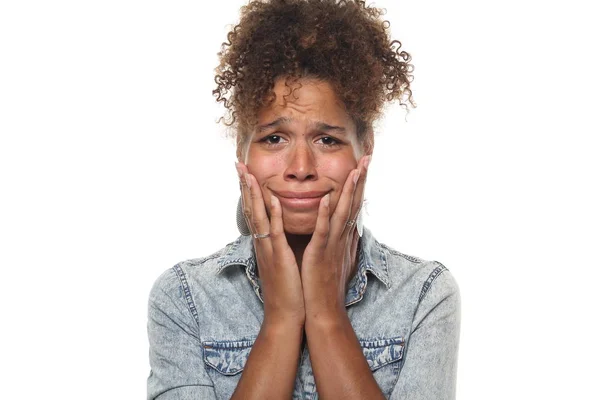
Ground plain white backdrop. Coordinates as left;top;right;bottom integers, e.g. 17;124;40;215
1;0;598;398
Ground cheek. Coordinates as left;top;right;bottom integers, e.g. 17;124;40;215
247;153;283;184
317;156;357;215
317;156;357;185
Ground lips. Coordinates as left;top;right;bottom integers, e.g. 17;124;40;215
271;190;329;210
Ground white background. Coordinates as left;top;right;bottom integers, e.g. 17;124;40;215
1;0;598;398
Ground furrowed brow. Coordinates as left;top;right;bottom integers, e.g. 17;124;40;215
314;121;347;134
256;117;347;134
257;117;292;133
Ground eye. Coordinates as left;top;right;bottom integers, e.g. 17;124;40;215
259;134;285;146
265;135;282;144
316;136;341;147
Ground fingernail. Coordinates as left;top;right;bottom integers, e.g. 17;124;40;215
323;193;330;206
245;173;252;188
364;155;372;171
353;169;360;184
234;162;242;178
271;195;277;207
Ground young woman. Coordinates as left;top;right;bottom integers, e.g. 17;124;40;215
147;1;460;399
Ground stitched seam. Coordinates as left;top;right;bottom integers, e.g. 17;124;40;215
154;384;215;398
379;243;423;264
418;262;448;302
358;337;404;348
217;237;251;269
374;240;391;288
389;337;410;396
185;248;227;268
199;252;221;263
203;338;256;349
172;264;200;326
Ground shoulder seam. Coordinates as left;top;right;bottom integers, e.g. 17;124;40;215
172;264;200;326
179;248;226;268
418;261;448;302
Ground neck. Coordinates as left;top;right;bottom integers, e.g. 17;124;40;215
285;233;361;285
286;233;312;266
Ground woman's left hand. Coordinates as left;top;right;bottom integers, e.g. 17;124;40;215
301;155;370;322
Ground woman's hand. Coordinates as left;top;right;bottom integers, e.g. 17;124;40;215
236;162;306;328
300;155;370;322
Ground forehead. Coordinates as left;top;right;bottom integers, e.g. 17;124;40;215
255;78;354;130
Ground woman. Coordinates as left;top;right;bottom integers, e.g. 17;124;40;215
147;1;460;399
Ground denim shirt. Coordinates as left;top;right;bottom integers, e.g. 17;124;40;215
147;228;460;399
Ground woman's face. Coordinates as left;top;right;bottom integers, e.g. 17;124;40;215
242;77;368;235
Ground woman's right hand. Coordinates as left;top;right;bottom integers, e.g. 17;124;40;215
236;162;306;328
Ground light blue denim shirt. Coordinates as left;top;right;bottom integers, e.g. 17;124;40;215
147;228;460;399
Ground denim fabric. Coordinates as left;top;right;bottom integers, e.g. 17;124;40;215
147;228;460;399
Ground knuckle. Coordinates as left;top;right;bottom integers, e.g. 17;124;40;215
316;228;328;237
331;214;346;223
314;231;328;242
271;229;283;239
270;224;282;235
252;215;268;226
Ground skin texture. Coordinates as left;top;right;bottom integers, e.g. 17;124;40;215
244;78;362;234
231;77;385;399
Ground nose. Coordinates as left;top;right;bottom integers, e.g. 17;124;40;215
284;143;317;181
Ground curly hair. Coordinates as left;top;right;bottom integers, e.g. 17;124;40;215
213;0;414;149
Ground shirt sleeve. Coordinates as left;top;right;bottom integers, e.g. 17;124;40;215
147;268;217;400
390;266;461;400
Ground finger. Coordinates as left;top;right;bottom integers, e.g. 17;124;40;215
246;172;272;239
269;195;288;252
236;162;254;234
311;193;331;249
349;155;371;225
330;168;359;239
350;227;359;259
345;228;360;286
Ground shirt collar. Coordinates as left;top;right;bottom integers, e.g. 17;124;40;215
217;227;391;305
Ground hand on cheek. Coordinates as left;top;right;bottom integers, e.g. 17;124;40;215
235;161;305;327
300;155;371;321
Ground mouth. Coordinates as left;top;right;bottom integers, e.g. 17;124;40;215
271;190;330;210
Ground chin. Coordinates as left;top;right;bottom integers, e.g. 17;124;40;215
282;215;317;235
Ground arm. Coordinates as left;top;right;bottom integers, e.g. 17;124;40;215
231;321;303;399
147;270;217;400
231;164;306;399
305;311;386;399
390;270;461;400
302;155;385;398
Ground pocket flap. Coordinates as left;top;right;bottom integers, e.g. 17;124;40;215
359;336;405;372
203;338;255;376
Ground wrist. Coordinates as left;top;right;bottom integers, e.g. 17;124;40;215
304;296;346;321
262;317;305;338
304;306;349;331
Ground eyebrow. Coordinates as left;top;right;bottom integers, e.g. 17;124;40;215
257;117;347;134
257;117;291;133
314;121;347;134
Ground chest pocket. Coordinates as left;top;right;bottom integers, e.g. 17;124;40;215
359;336;405;398
203;338;255;399
202;336;404;398
203;338;255;375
